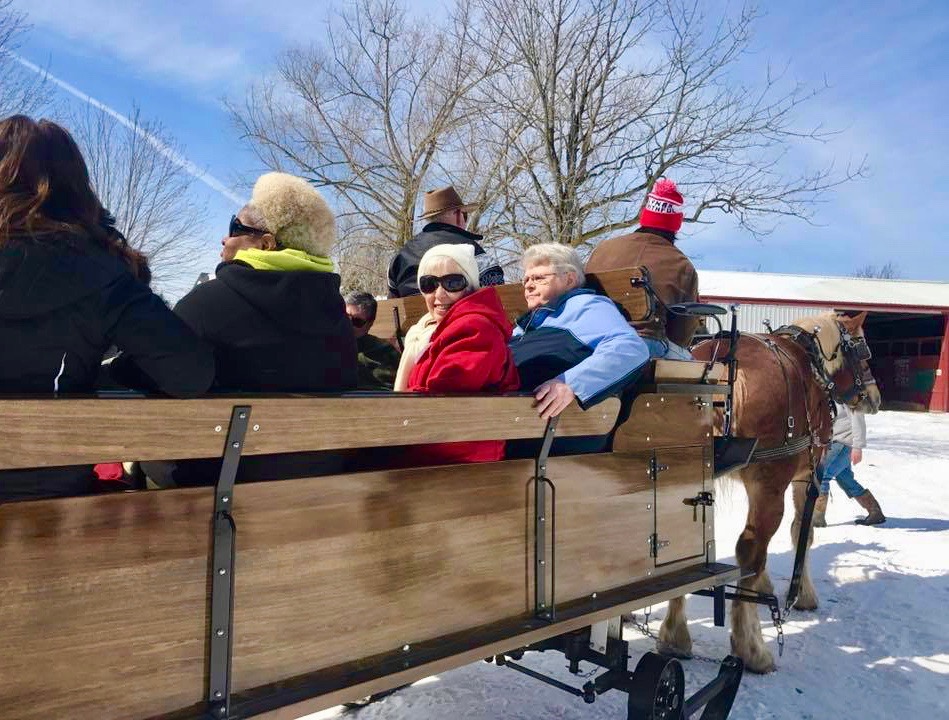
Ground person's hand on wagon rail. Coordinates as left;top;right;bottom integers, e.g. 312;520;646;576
533;379;576;420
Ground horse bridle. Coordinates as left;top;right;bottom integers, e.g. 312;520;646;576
777;322;876;407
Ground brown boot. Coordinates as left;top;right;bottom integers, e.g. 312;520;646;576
854;491;886;525
812;494;829;527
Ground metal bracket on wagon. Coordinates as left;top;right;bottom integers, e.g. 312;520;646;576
493;625;744;720
534;417;559;620
207;405;251;720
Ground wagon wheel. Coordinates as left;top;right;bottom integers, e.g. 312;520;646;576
626;652;685;720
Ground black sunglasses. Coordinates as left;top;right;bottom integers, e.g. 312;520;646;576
418;274;469;294
229;215;269;238
349;315;369;329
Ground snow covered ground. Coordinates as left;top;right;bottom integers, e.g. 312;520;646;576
303;411;949;720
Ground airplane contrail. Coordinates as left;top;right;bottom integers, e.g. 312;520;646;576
8;52;244;206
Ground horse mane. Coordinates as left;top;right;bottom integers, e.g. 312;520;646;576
788;311;844;376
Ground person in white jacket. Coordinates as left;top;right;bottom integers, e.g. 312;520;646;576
813;403;886;526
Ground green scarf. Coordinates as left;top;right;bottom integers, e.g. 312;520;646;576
234;247;334;273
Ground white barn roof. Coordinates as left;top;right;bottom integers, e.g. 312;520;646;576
697;270;949;313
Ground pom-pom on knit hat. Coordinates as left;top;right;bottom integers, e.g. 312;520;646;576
250;172;336;257
640;178;684;234
418;243;481;292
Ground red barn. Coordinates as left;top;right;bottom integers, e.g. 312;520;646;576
698;270;949;412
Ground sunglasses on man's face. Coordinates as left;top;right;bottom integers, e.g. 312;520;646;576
229;215;269;238
418;274;469;294
349;315;370;329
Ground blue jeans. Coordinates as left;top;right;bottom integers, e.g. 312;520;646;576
643;337;693;361
818;441;867;498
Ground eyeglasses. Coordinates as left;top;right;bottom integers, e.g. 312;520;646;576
418;274;469;294
522;272;560;287
349;315;370;329
229;215;269;238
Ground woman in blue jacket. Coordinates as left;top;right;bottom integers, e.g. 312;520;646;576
510;243;649;420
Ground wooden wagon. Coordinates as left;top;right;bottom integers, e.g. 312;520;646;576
0;268;745;720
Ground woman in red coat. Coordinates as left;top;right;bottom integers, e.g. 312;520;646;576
406;243;520;464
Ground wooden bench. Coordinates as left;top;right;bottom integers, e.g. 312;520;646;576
372;266;655;344
0;368;737;719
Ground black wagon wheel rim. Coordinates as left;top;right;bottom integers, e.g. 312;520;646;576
628;652;685;720
652;661;684;719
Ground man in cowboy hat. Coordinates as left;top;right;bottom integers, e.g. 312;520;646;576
387;186;504;298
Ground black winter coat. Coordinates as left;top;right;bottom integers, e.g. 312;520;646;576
156;262;359;488
173;262;358;392
0;235;215;502
386;223;505;298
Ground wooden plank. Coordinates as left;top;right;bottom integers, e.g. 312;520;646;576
494;283;529;326
612;393;713;453
587;266;651;322
371;295;428;340
0;488;213;720
239;395;619;457
653;359;725;384
243;563;742;720
0;395;620;470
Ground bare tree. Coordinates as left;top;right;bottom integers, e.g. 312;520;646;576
0;0;49;117
230;0;496;271
854;262;900;280
435;108;538;271
334;216;394;296
68;105;208;297
476;0;867;248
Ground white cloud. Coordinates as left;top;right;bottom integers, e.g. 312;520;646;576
13;0;246;86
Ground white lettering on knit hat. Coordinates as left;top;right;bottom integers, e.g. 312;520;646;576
644;195;683;214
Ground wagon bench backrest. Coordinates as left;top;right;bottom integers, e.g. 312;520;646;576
372;266;653;342
0;395;619;471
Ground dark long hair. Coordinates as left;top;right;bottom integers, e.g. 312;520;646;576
0;115;149;282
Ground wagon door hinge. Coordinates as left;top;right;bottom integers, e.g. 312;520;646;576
649;457;669;481
648;533;670;558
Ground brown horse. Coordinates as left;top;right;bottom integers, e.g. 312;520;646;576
655;310;882;673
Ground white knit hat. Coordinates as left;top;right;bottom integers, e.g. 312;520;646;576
250;172;336;257
417;243;481;292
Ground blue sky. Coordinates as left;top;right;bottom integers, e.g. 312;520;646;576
11;0;949;289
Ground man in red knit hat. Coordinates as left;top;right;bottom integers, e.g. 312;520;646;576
585;178;698;359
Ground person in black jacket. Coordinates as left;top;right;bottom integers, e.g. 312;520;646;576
0;115;214;502
146;172;358;486
174;172;357;393
386;186;504;298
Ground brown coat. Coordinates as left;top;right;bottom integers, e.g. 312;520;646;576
585;229;699;346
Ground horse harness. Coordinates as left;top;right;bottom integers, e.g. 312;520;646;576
720;319;875;626
743;329;829;475
746;320;874;473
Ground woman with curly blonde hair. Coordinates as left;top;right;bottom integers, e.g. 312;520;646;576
173;172;357;393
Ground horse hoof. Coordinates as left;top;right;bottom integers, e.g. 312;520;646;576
656;641;692;659
793;597;818;611
743;651;776;674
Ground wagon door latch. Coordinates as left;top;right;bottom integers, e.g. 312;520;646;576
682;491;714;521
648;534;670;558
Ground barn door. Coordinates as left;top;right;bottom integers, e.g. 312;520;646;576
651;446;710;566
